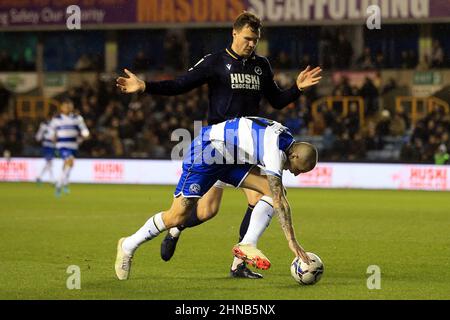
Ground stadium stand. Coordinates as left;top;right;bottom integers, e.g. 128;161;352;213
0;22;449;164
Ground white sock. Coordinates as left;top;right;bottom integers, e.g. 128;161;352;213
38;164;46;180
48;162;54;182
56;166;68;188
231;257;245;271
240;196;274;246
122;212;167;255
169;227;181;238
63;166;72;187
38;161;50;180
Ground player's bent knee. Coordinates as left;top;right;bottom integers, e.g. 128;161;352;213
65;158;74;167
246;192;263;206
260;195;273;206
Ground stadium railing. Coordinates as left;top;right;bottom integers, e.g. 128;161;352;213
395;96;450;125
16;96;60;119
311;96;366;125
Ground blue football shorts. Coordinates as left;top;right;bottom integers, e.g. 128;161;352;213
42;147;55;161
174;130;254;198
58;148;77;160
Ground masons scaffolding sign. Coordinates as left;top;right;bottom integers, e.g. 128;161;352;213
247;0;450;23
0;0;449;29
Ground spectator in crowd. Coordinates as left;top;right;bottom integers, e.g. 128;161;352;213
80;96;97;124
333;76;353;96
330;131;352;161
74;54;94;71
434;144;449;165
407;109;450;163
381;78;397;95
400;50;417;69
359;77;379;116
335;33;353;69
308;104;327;135
356;47;374;70
389;111;407;137
424;134;440;162
15;50;35;71
321;127;336;158
133;50;151;71
163;30;188;71
283;107;304;135
0;50;13;71
407;50;417;68
274;51;292;69
416;54;431;71
400;138;423;162
400;51;410;69
344;102;360;137
1;112;22;156
431;40;444;68
299;54;312;70
318;28;334;69
375;109;391;138
0;81;11;113
440;132;449;150
362;120;383;151
374;52;386;69
330;114;346;137
297;95;312;134
347;132;366;161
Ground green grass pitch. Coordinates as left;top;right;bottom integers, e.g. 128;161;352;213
0;182;449;300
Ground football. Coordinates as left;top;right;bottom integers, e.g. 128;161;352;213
290;252;324;285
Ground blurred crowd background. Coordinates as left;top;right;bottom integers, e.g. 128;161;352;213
0;22;449;164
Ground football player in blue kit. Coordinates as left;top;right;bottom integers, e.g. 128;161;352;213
115;116;318;280
116;12;322;278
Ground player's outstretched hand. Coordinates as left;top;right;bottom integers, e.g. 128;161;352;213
116;69;146;94
288;239;312;265
296;66;322;91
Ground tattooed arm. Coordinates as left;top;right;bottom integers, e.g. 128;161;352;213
267;175;311;264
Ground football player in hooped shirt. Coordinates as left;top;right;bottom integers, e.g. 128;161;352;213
116;12;322;278
115;117;318;281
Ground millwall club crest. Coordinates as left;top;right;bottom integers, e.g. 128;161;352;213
254;66;262;75
189;183;201;194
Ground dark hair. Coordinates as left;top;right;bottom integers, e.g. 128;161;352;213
233;11;262;33
60;97;74;105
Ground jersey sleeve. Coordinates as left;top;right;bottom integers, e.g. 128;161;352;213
263;150;286;178
262;58;302;110
144;54;214;96
77;116;90;138
35;123;45;142
262;129;287;178
47;119;57;138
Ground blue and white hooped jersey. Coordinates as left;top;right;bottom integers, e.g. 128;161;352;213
206;117;295;178
35;121;55;148
49;113;89;150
